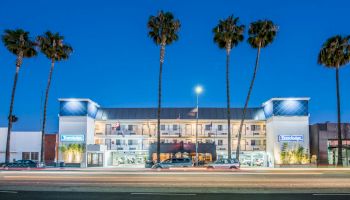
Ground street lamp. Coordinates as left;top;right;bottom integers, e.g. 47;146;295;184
195;85;203;167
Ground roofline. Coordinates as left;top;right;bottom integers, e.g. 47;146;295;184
58;98;100;107
262;97;310;106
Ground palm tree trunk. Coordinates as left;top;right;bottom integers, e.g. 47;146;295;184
5;55;23;163
40;59;55;163
236;44;262;160
157;43;165;164
335;67;343;166
226;46;232;160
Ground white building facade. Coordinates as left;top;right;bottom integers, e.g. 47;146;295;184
57;97;310;168
0;128;41;162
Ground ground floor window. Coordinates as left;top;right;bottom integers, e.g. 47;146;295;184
111;151;147;166
22;152;39;161
88;153;103;167
151;152;213;163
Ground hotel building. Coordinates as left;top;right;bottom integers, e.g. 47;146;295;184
58;97;310;167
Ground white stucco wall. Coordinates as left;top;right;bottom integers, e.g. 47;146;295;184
266;116;310;165
0;128;41;162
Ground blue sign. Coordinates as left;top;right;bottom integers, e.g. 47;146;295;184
278;135;303;142
60;135;85;142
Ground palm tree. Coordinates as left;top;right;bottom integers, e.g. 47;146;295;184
37;31;73;163
318;35;350;167
213;15;244;160
2;29;37;163
236;20;277;160
147;11;180;163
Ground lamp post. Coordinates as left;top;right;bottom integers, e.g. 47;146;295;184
195;85;203;167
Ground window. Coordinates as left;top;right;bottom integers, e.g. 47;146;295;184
128;125;133;131
22;152;38;161
173;125;178;131
205;139;213;143
205;124;211;131
251;140;256;146
22;152;30;160
106;139;111;150
253;132;260;136
263;125;266;131
217;140;223;146
251;125;261;131
31;152;39;161
263;140;266;145
251;140;261;146
116;139;122;145
218;125;223;131
105;124;111;135
160;125;166;130
128;140;138;145
95;139;103;145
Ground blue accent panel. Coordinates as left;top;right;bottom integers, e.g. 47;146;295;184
87;102;98;118
60;101;88;116
263;101;273;118
263;99;308;118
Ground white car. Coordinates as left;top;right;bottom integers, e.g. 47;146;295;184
207;159;240;169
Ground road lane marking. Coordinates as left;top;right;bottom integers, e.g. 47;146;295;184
131;193;196;196
313;194;350;196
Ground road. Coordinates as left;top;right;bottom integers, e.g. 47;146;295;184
1;191;350;200
0;168;350;199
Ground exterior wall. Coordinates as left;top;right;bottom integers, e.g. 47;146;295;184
94;119;266;158
0;128;41;162
45;134;58;163
309;123;350;165
266;116;310;165
58;116;88;167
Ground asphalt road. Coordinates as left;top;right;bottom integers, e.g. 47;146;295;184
1;191;350;200
0;168;350;194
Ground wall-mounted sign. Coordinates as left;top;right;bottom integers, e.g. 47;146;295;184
60;135;85;142
278;135;303;142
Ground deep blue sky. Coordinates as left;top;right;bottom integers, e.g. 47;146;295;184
1;0;350;132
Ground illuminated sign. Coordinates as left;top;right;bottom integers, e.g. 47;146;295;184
278;135;303;142
60;135;85;142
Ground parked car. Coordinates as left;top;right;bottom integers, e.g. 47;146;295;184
207;159;240;169
152;158;192;169
4;160;38;168
145;160;155;168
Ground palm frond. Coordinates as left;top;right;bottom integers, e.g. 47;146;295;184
37;31;73;61
147;10;181;46
212;15;245;50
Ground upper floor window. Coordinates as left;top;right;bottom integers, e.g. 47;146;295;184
205;124;211;131
217;140;223;146
160;125;166;131
173;124;178;131
218;125;223;131
251;125;261;131
128;125;133;131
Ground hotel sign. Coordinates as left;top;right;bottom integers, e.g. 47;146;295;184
60;135;85;142
278;135;303;142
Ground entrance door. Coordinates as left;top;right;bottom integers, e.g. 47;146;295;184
87;153;103;167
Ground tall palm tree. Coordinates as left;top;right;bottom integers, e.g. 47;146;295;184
147;11;180;163
37;31;73;163
318;35;350;167
213;15;244;160
2;29;37;163
236;20;277;160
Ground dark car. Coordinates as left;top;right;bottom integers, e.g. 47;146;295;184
5;160;38;168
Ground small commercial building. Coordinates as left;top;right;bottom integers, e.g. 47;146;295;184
0;128;58;163
58;97;311;168
310;123;350;166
